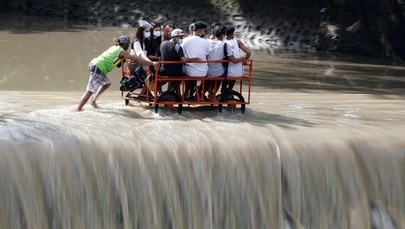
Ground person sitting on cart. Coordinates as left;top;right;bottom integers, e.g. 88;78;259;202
162;24;175;42
180;21;209;100
146;21;162;61
159;28;200;93
130;20;156;98
204;24;246;99
77;35;157;111
221;26;251;94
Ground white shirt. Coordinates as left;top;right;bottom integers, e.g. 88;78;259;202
227;38;243;77
130;41;147;57
207;39;233;77
181;36;209;77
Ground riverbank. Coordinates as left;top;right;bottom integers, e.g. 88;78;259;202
1;0;404;59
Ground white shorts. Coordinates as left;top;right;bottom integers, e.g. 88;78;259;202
86;64;111;93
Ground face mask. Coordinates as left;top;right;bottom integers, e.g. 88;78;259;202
177;38;183;45
153;31;161;37
144;32;151;39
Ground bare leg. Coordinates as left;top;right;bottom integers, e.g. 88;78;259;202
209;80;221;100
77;91;93;111
91;83;111;108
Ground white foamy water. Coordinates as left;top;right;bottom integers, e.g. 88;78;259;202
1;18;405;228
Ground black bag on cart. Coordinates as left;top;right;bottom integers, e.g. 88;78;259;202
119;66;146;91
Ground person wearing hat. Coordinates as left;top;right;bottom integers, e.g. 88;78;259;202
158;28;200;92
77;35;156;111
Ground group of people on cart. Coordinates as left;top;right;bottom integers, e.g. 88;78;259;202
77;20;251;111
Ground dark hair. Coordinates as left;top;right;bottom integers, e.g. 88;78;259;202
151;22;161;30
132;26;146;50
149;22;162;56
211;22;221;28
119;42;130;50
226;26;235;36
214;25;226;38
194;21;207;30
211;22;222;34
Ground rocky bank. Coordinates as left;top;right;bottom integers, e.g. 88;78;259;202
1;0;404;60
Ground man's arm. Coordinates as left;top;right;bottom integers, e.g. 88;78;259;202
227;55;245;63
147;53;160;61
225;41;245;63
133;42;153;62
119;50;155;66
237;39;251;59
177;45;200;63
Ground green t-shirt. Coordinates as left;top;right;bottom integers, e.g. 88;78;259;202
90;45;123;75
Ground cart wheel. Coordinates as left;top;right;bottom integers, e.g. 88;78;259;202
156;91;182;114
154;104;159;113
218;90;246;114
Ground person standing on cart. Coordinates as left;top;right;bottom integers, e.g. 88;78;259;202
77;35;156;111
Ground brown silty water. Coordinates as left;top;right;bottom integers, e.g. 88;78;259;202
0;16;405;229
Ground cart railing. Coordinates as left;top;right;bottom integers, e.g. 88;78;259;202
120;59;253;114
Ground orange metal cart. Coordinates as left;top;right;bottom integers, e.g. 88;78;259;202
120;59;253;114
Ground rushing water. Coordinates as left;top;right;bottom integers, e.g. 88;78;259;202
1;17;405;229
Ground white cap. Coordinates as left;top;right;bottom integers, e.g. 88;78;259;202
171;29;185;37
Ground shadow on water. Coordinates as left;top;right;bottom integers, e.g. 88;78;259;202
98;105;317;130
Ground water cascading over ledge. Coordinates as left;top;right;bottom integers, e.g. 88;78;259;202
0;119;403;229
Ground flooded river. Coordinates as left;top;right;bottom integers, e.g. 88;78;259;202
0;17;405;229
